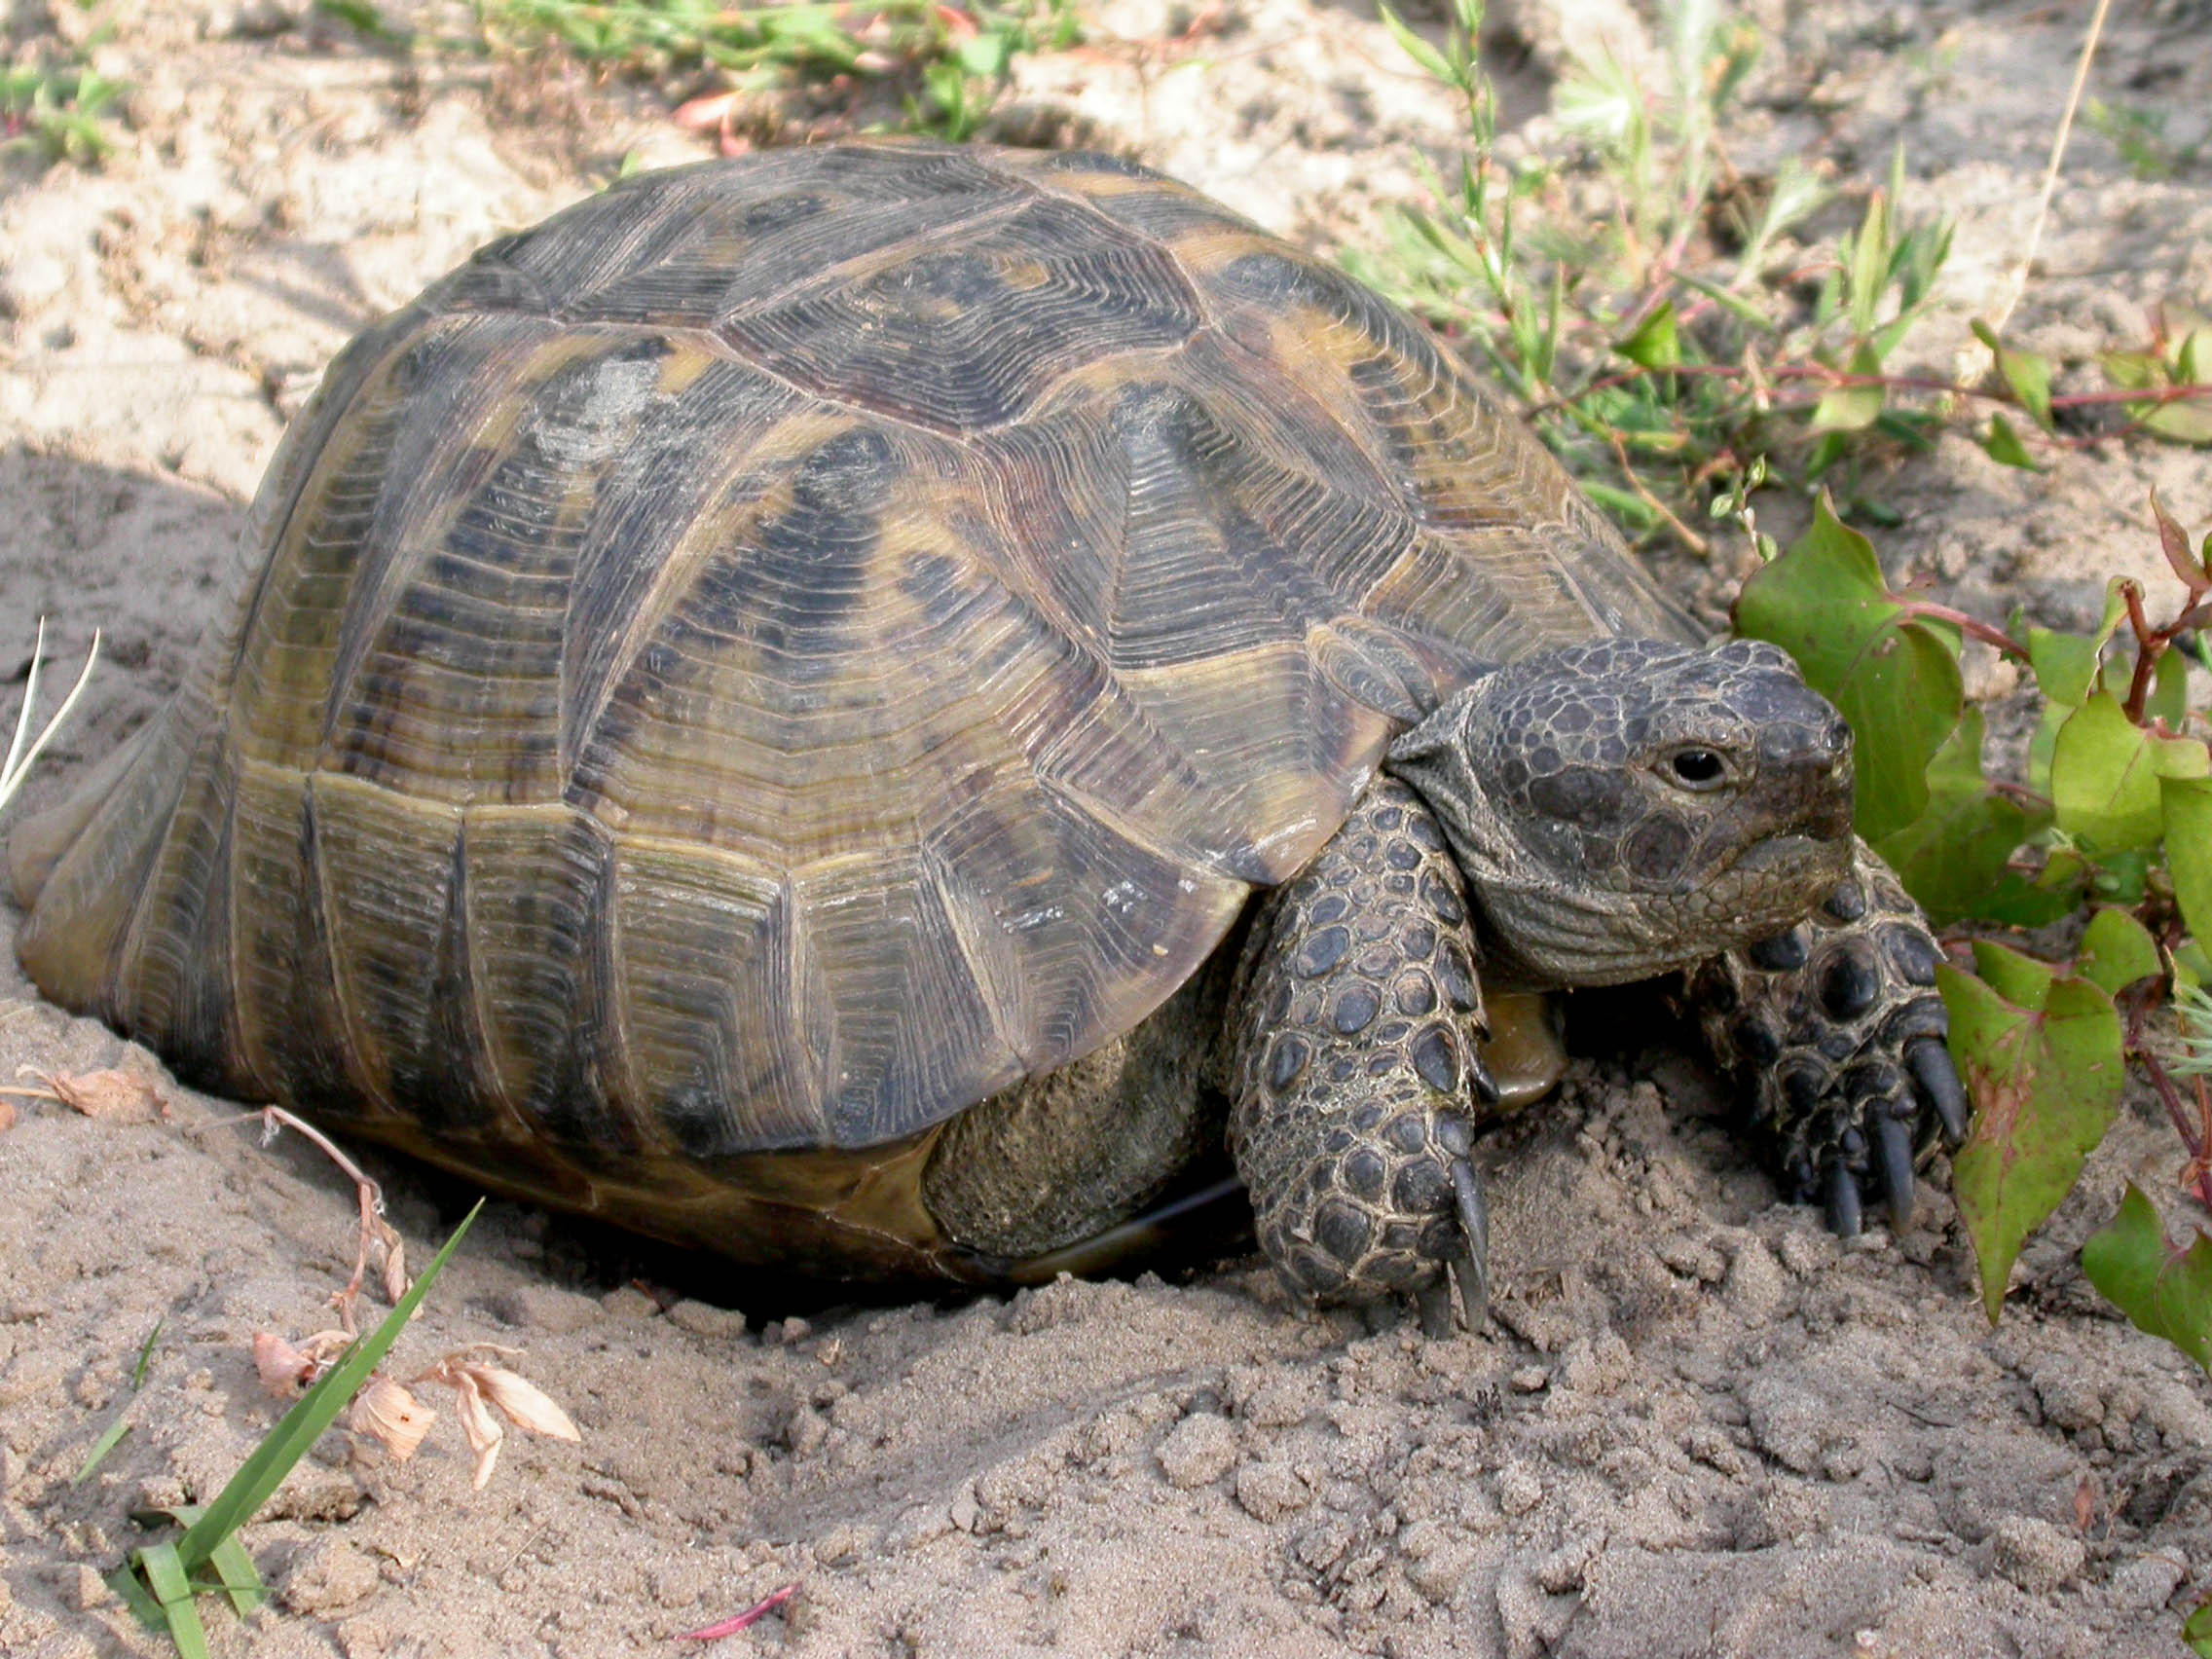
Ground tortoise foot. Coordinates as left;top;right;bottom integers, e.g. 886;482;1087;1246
1691;842;1965;1235
1229;778;1497;1327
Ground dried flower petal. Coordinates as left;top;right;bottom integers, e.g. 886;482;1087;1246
440;1368;506;1489
0;1096;15;1134
34;1067;166;1121
672;91;741;130
471;1366;582;1442
350;1377;435;1460
374;1221;409;1307
251;1329;349;1397
252;1332;314;1398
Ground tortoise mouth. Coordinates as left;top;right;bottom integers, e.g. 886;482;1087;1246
1728;830;1835;875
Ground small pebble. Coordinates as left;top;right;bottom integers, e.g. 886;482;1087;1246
1235;1459;1311;1522
1496;1462;1543;1516
1156;1412;1238;1490
1992;1515;2085;1594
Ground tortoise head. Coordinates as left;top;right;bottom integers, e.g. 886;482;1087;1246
1388;637;1855;986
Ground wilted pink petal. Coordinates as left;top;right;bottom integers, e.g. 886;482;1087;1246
679;1582;799;1641
252;1329;350;1397
471;1367;581;1442
350;1377;435;1460
672;92;741;130
253;1332;315;1398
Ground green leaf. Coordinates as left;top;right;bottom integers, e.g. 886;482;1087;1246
2076;906;2161;997
1848;191;1889;340
2144;398;2212;445
1735;496;1963;839
2083;1183;2212;1375
1969;868;2083;929
1971;319;2055;428
1615;300;1680;369
2102;348;2159;390
1979;412;2041;469
2150;646;2194;727
138;1540;210;1659
1375;2;1459;89
2166;773;2212;943
1874;709;2038;926
1809;345;1886;432
1943;951;2126;1324
172;1200;482;1577
2050;690;2166;853
1969;936;2052;1008
2186;1598;2212;1658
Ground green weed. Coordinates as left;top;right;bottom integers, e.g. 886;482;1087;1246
1355;0;2209;551
110;1203;483;1658
1365;5;2212;1519
464;0;1076;138
0;60;126;166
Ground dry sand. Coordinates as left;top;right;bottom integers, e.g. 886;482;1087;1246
2;1;2209;1654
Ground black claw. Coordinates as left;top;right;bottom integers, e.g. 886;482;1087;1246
1824;1157;1863;1238
1450;1158;1490;1329
1874;1111;1916;1229
1414;1276;1456;1339
1468;1050;1500;1106
1906;1037;1969;1144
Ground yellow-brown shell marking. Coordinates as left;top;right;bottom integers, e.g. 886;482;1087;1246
15;141;1689;1199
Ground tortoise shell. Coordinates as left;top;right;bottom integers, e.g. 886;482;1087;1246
15;141;1687;1267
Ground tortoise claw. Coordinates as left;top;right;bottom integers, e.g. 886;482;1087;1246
1874;1110;1916;1229
1468;1049;1500;1107
1414;1277;1456;1339
1824;1156;1862;1238
1450;1157;1491;1329
1906;1037;1969;1145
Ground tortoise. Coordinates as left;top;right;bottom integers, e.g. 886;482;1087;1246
11;140;1966;1329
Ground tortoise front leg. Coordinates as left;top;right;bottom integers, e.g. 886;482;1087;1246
1689;841;1968;1234
1228;777;1500;1334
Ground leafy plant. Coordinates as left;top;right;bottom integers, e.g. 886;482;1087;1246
0;59;126;166
1355;1;2211;550
1737;493;2212;1357
109;1203;483;1658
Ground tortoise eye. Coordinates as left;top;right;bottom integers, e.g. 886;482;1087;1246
1668;748;1726;789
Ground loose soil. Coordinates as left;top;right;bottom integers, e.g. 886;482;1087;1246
2;2;2208;1655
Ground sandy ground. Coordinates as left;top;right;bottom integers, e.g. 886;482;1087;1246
2;0;2210;1654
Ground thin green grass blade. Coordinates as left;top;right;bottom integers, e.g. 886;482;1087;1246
206;1533;267;1618
172;1199;482;1574
108;1558;165;1629
138;1540;211;1659
72;1417;131;1485
133;1315;165;1388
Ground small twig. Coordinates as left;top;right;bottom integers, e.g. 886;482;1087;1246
2123;984;2212;1213
197;1105;407;1326
1986;0;2114;339
1604;430;1710;556
0;619;101;815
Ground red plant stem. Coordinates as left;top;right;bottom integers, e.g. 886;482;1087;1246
2120;581;2162;723
2122;988;2212;1212
1890;601;2032;662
